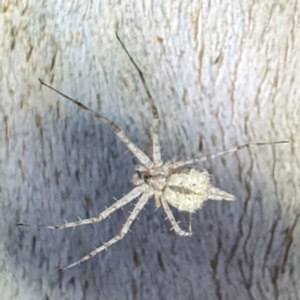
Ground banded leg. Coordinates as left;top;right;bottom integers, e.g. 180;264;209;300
161;195;192;237
47;184;147;230
39;79;153;168
60;191;153;271
172;141;289;169
116;32;162;166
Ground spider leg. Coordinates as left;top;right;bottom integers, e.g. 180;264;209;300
60;190;153;271
38;79;153;168
188;213;192;234
161;195;192;237
116;32;162;166
172;141;289;169
154;193;161;208
47;184;148;230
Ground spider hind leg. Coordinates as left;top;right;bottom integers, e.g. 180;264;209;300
59;190;153;271
46;185;146;230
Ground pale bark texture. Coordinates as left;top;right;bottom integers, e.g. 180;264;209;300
0;1;298;299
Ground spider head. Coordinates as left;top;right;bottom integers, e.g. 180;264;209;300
131;168;152;185
132;166;169;191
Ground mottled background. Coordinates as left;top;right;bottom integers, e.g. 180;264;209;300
0;1;298;299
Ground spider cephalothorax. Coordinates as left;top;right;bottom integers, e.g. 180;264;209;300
27;32;288;271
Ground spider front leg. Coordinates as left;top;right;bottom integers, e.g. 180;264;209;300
47;184;147;230
172;141;289;169
39;79;153;168
60;190;153;271
150;100;162;166
161;195;192;237
115;32;162;166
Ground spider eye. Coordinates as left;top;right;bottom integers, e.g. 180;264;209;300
142;171;152;184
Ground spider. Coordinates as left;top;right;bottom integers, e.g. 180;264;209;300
33;32;287;271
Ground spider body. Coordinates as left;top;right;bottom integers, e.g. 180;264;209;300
135;163;235;212
33;32;288;272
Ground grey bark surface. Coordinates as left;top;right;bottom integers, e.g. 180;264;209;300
0;1;298;299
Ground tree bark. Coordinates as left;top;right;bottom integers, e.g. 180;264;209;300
0;1;297;299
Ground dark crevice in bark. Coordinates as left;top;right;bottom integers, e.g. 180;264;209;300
262;209;280;276
281;212;300;273
238;259;255;300
225;180;251;274
210;237;222;300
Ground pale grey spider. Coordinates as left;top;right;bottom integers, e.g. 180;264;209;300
21;32;288;271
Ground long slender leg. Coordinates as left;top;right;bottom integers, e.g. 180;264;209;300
172;141;289;169
188;213;192;234
161;195;192;237
60;191;153;272
46;184;147;230
39;79;153;168
116;32;162;166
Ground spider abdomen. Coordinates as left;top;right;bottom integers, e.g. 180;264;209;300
164;169;211;212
